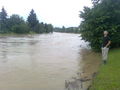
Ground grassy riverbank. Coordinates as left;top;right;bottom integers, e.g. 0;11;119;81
90;48;120;90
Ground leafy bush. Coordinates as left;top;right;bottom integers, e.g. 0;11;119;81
79;0;120;51
11;24;30;34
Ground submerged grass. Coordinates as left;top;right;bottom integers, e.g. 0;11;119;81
90;48;120;90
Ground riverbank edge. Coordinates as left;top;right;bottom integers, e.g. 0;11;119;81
0;32;53;36
79;49;101;90
89;48;120;90
0;32;36;36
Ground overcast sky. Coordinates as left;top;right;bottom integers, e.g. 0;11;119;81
0;0;92;27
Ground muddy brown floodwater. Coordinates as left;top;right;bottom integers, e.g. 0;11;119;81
0;32;100;90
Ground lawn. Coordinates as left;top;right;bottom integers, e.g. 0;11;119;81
90;48;120;90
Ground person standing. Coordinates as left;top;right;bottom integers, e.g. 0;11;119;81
102;31;111;64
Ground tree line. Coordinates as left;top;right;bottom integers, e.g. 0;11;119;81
79;0;120;51
54;26;80;33
0;7;53;34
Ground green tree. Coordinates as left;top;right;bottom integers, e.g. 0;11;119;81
91;0;100;5
47;24;53;33
0;7;53;34
62;26;66;32
11;24;30;34
44;24;53;33
39;22;46;33
27;9;39;30
7;14;25;31
79;0;120;51
0;7;8;33
53;27;79;33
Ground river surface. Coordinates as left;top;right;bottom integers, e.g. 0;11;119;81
0;32;88;90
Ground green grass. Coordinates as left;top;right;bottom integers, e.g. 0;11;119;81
90;48;120;90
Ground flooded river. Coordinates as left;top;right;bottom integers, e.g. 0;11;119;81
0;32;92;90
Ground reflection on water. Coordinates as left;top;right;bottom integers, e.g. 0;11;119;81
0;32;88;90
